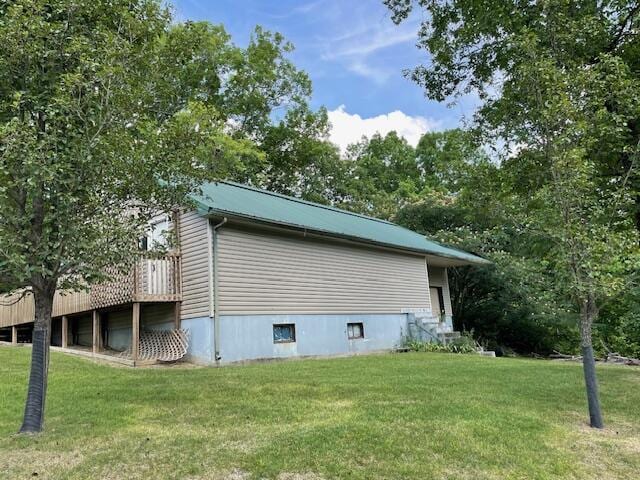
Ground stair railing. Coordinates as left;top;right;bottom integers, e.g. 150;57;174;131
407;318;441;343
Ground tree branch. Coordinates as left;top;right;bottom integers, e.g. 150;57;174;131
0;289;31;307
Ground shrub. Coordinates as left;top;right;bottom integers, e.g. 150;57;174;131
403;331;478;354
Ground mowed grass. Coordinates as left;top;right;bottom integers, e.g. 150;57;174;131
1;348;639;480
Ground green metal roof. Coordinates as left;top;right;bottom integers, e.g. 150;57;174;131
191;181;489;266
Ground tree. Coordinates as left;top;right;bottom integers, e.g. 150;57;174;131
395;132;577;356
159;22;344;203
340;132;423;219
0;0;257;433
599;284;640;358
396;201;575;356
385;0;640;428
257;105;347;204
384;0;640;231
521;55;639;428
416;129;481;194
223;28;346;203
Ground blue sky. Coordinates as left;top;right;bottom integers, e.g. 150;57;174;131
172;0;477;151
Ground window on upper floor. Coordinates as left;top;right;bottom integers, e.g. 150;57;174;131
140;215;171;251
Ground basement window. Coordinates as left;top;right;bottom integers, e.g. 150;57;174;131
347;322;364;340
273;324;296;343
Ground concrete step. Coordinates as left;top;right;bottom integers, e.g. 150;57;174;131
478;350;496;357
435;324;453;334
437;331;461;345
438;331;461;339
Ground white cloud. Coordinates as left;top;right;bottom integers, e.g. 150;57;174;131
258;0;326;20
315;6;420;84
346;61;392;84
322;28;416;59
327;105;439;153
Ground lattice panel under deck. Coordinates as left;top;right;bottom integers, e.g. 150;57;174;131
121;329;190;362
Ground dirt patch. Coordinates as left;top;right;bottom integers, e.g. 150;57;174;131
576;422;640;454
0;449;84;479
218;438;258;454
184;469;250;480
276;473;325;480
567;419;640;479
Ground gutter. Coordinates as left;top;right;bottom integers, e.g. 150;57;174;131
211;216;227;362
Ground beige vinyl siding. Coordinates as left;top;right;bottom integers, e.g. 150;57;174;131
142;303;175;327
217;226;431;314
103;304;174;330
105;309;131;350
74;314;93;347
427;266;453;316
106;310;131;331
0;291;34;328
179;211;211;319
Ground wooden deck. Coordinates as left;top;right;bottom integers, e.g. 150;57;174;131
0;253;182;328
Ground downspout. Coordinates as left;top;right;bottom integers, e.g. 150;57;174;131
211;217;227;362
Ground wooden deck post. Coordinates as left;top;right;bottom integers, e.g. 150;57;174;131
92;310;101;353
11;326;17;345
61;315;68;348
174;301;181;329
132;302;140;362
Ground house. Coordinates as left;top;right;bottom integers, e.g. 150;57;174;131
0;181;489;365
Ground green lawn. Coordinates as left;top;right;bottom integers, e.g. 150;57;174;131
1;348;639;480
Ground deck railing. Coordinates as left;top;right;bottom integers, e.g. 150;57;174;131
0;253;181;328
136;253;182;301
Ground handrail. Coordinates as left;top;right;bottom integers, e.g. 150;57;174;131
408;317;441;343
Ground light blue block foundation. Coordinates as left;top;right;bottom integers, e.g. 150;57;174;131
181;316;214;364
180;313;410;365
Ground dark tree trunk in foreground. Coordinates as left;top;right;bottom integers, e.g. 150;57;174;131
19;284;56;434
580;294;604;429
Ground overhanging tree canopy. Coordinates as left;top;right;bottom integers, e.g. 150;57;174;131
384;0;640;428
0;0;260;433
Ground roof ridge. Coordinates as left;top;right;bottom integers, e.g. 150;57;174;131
218;180;398;226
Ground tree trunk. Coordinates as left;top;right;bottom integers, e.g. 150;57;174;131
579;294;604;429
19;284;56;434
